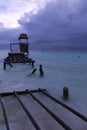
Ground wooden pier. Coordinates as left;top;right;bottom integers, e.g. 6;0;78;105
0;88;87;130
3;33;35;70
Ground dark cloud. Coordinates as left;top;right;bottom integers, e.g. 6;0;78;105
0;27;27;45
1;0;87;50
18;0;87;50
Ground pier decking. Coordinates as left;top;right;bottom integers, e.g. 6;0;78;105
0;88;87;130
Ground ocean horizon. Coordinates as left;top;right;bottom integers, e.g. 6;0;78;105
1;43;87;51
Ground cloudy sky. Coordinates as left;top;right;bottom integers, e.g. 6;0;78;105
0;0;87;50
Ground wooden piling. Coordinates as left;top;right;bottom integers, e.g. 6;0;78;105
63;87;69;99
3;62;6;70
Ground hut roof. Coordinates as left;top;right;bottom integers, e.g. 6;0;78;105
18;33;28;40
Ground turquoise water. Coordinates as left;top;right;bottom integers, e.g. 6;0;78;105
0;50;87;129
0;50;87;109
0;50;87;90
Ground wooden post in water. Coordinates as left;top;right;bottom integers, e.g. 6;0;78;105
3;62;6;70
39;64;44;77
63;87;69;99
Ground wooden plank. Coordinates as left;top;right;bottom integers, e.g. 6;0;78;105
0;89;46;97
14;91;41;130
39;89;87;122
0;95;10;130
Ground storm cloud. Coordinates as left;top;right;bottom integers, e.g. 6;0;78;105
1;0;87;50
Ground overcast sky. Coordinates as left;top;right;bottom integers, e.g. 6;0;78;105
0;0;87;50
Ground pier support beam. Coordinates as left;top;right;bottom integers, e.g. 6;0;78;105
3;61;13;70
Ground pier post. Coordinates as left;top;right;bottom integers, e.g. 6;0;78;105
63;87;69;99
3;62;6;70
31;61;35;67
39;65;44;77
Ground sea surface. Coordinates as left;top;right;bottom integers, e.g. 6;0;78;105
0;50;87;129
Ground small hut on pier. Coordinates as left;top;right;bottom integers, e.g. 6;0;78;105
10;33;29;55
18;33;29;55
3;33;35;70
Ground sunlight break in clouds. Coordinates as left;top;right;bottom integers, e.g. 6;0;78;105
0;0;50;28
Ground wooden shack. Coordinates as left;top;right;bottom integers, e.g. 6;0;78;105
3;33;35;70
